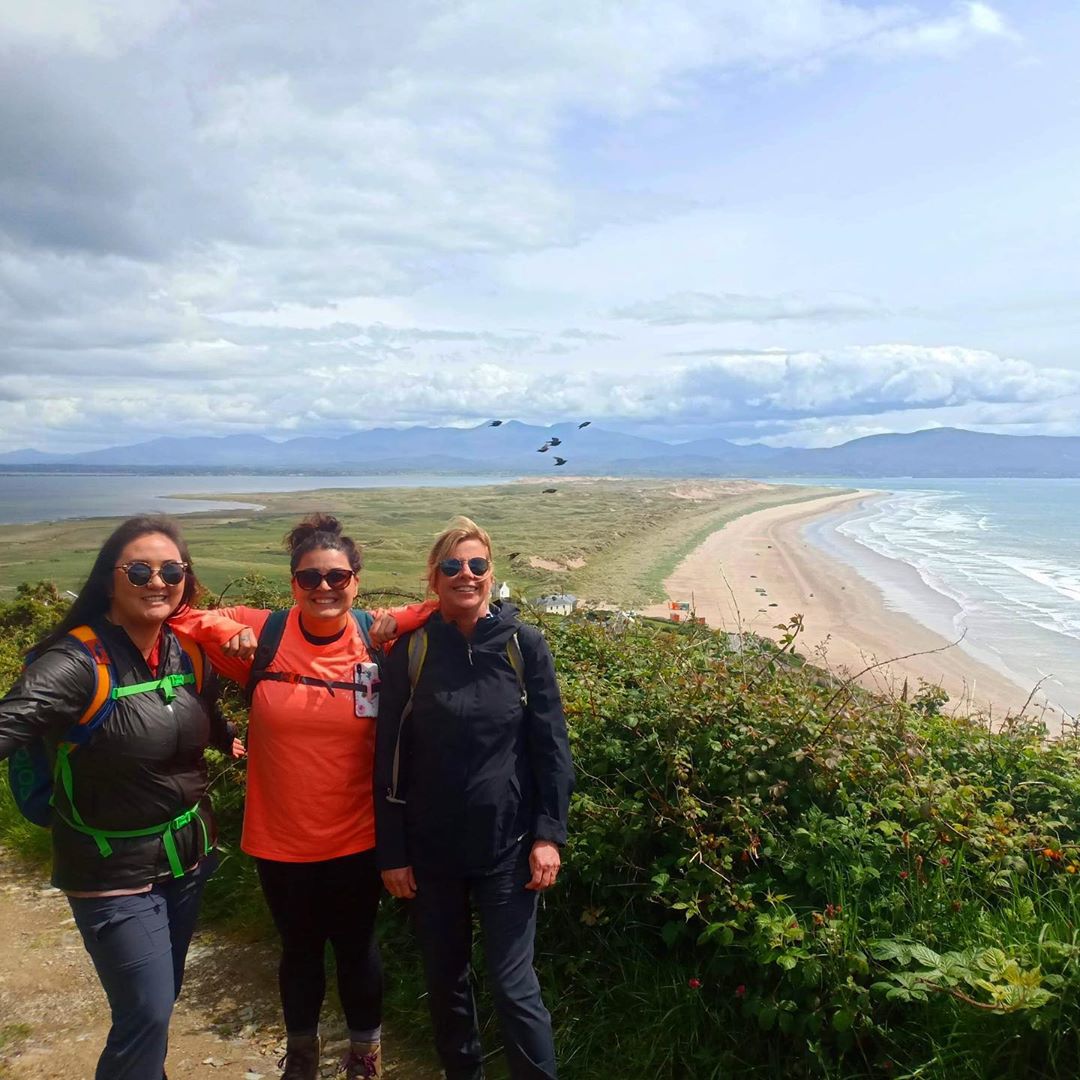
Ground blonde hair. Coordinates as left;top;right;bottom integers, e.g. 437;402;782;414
427;516;494;594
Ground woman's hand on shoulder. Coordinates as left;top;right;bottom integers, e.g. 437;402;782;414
526;840;561;891
369;613;398;648
381;866;417;899
221;627;258;661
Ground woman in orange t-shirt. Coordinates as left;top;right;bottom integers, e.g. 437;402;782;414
172;513;433;1080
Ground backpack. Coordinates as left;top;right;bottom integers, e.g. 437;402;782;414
245;608;381;705
8;625;205;838
384;625;527;805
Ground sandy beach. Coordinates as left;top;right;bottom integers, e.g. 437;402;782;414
645;490;1042;720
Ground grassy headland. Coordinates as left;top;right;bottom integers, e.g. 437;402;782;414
0;478;834;606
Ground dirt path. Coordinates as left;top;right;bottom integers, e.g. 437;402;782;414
0;857;441;1080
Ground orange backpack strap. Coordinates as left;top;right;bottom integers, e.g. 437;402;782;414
67;626;115;729
173;631;205;693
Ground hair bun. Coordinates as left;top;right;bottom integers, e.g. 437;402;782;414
284;513;343;553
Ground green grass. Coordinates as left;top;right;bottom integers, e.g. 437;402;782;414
0;1024;32;1052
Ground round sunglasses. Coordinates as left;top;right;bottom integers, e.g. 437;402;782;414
293;567;357;590
114;560;188;587
438;557;491;577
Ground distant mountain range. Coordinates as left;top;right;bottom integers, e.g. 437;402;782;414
2;423;1080;478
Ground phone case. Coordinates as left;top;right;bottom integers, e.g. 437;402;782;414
354;661;381;718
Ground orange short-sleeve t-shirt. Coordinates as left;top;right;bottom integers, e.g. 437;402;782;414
244;607;380;861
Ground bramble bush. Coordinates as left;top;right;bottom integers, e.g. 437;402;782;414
3;582;1080;1077
541;614;1080;1077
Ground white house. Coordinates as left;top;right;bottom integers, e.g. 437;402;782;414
497;581;512;600
535;593;577;615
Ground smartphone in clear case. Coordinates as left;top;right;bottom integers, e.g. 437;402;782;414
354;662;380;718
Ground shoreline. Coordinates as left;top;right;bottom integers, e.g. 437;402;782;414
644;491;1047;721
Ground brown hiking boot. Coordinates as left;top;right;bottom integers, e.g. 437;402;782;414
278;1033;320;1080
341;1040;382;1078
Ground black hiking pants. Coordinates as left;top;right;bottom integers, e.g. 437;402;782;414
256;848;382;1038
411;842;557;1080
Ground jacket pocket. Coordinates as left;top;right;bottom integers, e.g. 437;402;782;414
495;772;526;851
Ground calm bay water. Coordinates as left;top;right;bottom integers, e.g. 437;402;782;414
0;472;511;526
791;477;1080;717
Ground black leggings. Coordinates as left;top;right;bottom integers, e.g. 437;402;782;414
256;849;383;1036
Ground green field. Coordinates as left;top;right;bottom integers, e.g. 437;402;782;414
0;479;838;607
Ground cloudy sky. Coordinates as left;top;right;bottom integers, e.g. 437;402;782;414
1;0;1078;452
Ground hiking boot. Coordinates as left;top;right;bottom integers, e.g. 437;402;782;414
278;1034;320;1080
341;1040;382;1078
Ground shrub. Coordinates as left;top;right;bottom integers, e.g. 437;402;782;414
541;614;1080;1077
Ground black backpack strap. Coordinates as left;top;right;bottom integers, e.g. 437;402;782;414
245;609;289;706
352;609;384;672
385;626;429;806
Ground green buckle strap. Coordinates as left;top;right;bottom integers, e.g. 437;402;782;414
158;805;211;878
54;746;208;878
112;671;195;705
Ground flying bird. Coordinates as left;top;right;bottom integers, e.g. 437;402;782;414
536;445;550;453
548;437;562;446
489;419;504;426
542;488;557;494
553;457;567;466
578;421;591;429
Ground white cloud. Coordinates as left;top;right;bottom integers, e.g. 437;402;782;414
0;1;1019;292
612;290;883;325
865;1;1014;57
674;345;1079;418
1;339;1074;452
0;0;183;57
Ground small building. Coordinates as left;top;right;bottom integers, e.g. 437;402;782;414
668;599;693;622
535;593;577;615
497;581;512;600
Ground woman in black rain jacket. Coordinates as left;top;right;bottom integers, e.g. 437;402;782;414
375;516;573;1080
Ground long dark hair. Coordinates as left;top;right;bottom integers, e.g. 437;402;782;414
33;515;201;655
284;513;362;573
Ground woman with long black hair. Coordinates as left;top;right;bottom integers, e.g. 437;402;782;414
0;515;245;1080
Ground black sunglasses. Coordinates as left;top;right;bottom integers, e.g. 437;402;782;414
438;557;491;577
293;567;357;590
115;560;188;587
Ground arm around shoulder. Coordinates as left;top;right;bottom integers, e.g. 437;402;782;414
169;605;268;685
169;604;262;644
367;600;438;648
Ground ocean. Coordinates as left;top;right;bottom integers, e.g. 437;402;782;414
794;478;1080;718
0;472;511;526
